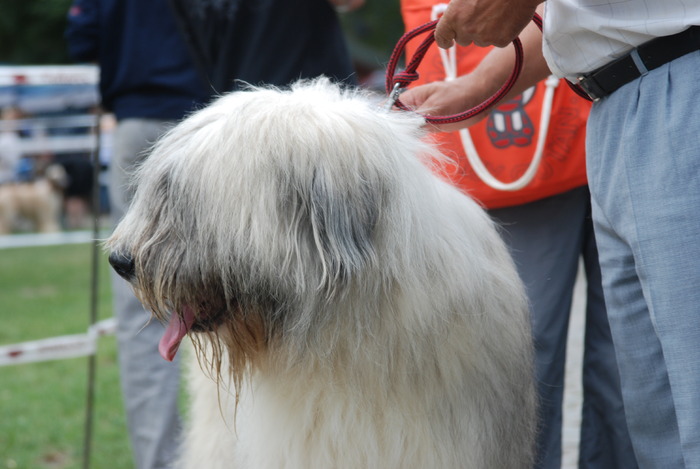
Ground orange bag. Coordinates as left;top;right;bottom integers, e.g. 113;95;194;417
400;0;591;209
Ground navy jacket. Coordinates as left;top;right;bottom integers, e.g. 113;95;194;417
65;0;210;120
166;0;357;93
65;0;356;121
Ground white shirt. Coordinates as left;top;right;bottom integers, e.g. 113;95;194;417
542;0;700;79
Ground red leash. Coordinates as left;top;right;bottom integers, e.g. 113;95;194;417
384;13;591;125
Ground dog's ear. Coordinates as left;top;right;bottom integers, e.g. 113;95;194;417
308;169;379;288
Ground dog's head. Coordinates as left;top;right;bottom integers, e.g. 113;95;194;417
43;164;69;192
106;78;442;375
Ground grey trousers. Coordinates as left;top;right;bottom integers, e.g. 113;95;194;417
490;186;637;469
110;119;181;469
586;50;700;468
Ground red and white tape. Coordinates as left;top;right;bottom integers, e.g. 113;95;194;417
0;318;116;367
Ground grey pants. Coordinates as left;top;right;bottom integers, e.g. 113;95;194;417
586;50;700;468
490;186;637;469
110;119;181;469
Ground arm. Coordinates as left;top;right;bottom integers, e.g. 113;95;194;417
400;11;551;133
65;0;100;62
434;0;543;48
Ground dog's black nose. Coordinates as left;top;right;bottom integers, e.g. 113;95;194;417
109;252;136;281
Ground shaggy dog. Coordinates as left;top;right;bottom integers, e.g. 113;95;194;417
0;164;67;234
106;79;536;469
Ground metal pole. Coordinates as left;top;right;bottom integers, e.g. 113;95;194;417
83;109;103;469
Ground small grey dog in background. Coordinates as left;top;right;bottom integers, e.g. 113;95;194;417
106;78;536;469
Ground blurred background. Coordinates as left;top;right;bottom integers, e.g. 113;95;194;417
0;0;403;234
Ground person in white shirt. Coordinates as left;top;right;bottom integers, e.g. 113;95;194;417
402;1;700;467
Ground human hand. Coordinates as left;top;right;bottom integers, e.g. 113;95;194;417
327;0;365;13
434;0;541;48
399;75;493;133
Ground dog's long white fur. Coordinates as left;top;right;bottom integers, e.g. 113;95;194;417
107;78;536;469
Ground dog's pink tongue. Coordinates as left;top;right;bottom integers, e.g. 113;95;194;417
159;307;196;361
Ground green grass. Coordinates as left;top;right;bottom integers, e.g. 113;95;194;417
0;243;132;469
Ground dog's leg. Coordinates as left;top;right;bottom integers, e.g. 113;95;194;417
34;182;62;233
0;186;15;234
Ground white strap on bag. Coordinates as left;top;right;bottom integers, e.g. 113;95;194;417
431;4;558;191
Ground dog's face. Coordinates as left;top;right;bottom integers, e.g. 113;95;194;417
44;164;69;192
106;79;434;369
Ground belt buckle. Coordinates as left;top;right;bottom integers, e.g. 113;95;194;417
577;75;603;102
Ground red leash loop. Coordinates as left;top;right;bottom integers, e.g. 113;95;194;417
385;13;591;124
385;19;524;124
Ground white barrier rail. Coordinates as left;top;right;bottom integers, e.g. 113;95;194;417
0;230;110;249
0;317;116;367
0;65;99;86
0;114;99;157
0;231;115;367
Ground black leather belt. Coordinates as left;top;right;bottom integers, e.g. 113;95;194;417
577;25;700;101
